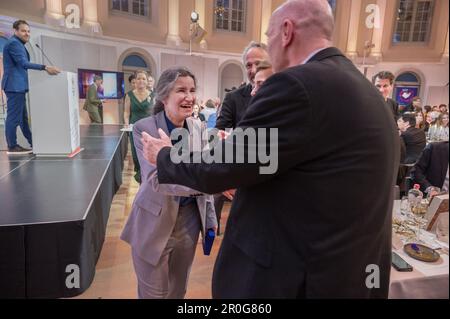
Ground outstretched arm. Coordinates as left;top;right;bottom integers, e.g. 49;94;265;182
143;72;313;194
135;124;206;196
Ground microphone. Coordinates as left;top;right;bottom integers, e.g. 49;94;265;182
35;43;55;66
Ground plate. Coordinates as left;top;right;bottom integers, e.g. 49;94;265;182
403;243;440;262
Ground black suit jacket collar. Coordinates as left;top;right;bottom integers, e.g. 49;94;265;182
239;83;253;97
307;47;345;63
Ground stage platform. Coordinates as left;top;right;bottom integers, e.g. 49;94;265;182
0;125;128;298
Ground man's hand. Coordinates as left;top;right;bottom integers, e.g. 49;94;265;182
45;66;61;75
223;189;236;201
142;129;172;165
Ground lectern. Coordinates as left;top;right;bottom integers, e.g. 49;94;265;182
28;71;80;156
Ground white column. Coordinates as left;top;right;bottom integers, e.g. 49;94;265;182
370;0;387;61
442;28;449;62
44;0;65;27
260;0;272;44
166;0;182;46
195;0;208;49
83;0;102;34
346;0;362;60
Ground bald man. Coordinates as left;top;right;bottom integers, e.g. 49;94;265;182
142;0;398;298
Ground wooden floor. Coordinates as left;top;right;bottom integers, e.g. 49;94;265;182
72;151;229;299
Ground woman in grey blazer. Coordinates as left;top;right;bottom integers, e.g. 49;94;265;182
121;67;217;299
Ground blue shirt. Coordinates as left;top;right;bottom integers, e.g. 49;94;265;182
163;112;196;207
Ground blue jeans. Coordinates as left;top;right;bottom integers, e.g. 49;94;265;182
5;92;32;149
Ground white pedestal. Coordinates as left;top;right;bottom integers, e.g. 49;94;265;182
29;71;80;156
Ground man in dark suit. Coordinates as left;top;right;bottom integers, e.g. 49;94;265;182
214;41;270;235
215;41;269;130
142;0;399;298
398;112;427;164
373;71;399;121
411;141;449;194
2;20;60;155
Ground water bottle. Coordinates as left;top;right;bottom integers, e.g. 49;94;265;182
408;184;423;211
408;184;425;242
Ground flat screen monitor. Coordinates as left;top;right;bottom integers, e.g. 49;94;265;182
78;69;125;99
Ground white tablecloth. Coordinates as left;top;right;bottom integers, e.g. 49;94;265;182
389;201;449;299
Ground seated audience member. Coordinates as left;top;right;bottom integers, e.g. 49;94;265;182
424;105;432;115
415;110;428;131
398;112;427;164
411;141;449;194
428;112;448;142
426;111;441;140
437;112;449;141
403;96;421;114
251;60;274;97
439;104;448;114
372;71;398;120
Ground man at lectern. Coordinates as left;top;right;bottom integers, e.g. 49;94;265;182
1;20;60;155
83;75;105;124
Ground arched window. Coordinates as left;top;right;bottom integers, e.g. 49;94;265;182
394;72;421;106
121;53;152;93
123;54;148;68
220;62;244;101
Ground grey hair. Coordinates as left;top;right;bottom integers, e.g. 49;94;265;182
242;41;267;64
153;67;197;115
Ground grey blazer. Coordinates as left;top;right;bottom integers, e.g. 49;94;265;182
121;111;217;266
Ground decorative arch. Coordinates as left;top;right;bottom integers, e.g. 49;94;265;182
117;47;157;92
394;69;425;106
218;59;246;100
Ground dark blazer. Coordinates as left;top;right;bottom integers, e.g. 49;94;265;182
156;47;399;298
1;36;45;93
215;84;252;130
386;98;399;120
400;127;427;164
411;142;449;192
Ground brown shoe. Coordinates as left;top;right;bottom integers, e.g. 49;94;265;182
7;145;33;155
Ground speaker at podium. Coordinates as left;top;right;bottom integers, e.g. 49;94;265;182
28;71;80;156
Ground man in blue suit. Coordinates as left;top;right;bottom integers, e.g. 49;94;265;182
1;20;60;155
